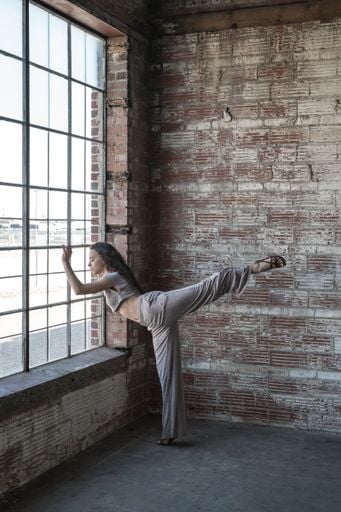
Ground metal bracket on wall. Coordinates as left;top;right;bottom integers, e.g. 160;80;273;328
106;224;131;235
106;171;132;183
106;97;132;109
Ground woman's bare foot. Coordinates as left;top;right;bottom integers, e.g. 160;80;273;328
251;255;286;274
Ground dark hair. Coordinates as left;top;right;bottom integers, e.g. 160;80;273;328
90;242;142;293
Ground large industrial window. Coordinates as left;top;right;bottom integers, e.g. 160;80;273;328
0;0;106;378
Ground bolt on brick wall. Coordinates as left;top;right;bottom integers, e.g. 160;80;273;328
149;19;341;432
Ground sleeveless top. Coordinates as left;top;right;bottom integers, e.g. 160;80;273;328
103;272;140;312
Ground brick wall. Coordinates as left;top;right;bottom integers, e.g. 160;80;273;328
149;19;341;432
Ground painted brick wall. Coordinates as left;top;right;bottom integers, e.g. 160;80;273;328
149;19;341;432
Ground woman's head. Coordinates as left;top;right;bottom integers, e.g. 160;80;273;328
89;242;142;292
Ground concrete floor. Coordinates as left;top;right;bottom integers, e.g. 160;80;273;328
1;416;341;512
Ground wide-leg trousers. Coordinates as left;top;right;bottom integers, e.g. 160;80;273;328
138;265;251;439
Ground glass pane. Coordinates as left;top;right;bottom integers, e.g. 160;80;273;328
30;128;48;187
29;3;48;67
49;191;67;219
71;247;86;271
48;304;67;327
85;221;93;244
0;185;22;218
85;195;92;219
71;301;85;322
0;249;22;278
30;248;47;275
29;329;47;368
49;221;66;246
0;121;22;184
5;222;22;247
49;14;68;75
48;248;63;273
87;315;102;349
30;308;47;331
49;324;67;361
30;189;47;219
71;320;85;355
85;141;104;192
30;66;48;127
86;298;101;319
0;0;22;56
71;221;85;245
0;312;22;337
0;333;23;377
71;26;85;82
49;132;67;189
72;193;84;220
72;82;85;136
30;220;47;246
85;33;104;88
30;274;47;307
0;276;22;310
86;88;103;140
50;74;68;132
71;137;85;190
0;55;22;120
48;273;67;303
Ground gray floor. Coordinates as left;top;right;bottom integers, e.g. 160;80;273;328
1;416;341;512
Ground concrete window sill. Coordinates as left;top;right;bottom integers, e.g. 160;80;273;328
0;347;127;421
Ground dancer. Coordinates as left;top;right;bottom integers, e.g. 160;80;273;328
62;242;286;446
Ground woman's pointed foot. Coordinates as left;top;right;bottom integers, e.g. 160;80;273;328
156;438;175;446
251;255;286;274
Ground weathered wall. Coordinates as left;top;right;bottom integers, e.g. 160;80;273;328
149;18;341;432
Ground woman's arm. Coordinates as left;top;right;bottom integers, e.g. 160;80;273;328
62;245;114;295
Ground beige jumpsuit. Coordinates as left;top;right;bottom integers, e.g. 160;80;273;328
138;266;251;439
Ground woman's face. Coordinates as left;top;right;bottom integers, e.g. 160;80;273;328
88;249;106;276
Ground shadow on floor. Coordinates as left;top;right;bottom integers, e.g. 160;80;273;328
1;415;341;512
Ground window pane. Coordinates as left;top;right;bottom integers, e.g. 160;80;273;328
71;301;85;322
48;304;67;327
49;221;66;246
48;248;63;273
85;141;104;192
0;185;22;218
71;137;85;190
0;55;22;120
85;33;105;88
30;128;48;187
0;0;22;56
49;14;68;75
49;191;67;219
71;320;85;355
30;189;47;219
49;132;67;189
30;274;47;307
86;88;103;140
30;66;48;127
48;273;67;303
30;249;47;275
71;26;85;82
30;308;47;332
87;315;102;349
49;324;67;361
71;221;85;245
0;250;22;278
72;82;85;136
71;247;86;271
0;121;22;184
72;193;85;220
0;276;22;310
50;74;68;131
0;312;22;338
29;3;48;67
30;221;47;247
0;333;23;377
4;222;22;248
29;329;47;368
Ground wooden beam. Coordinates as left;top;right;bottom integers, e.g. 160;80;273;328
156;0;341;35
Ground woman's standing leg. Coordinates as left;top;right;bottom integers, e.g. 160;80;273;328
151;322;186;440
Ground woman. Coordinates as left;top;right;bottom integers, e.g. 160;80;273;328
62;242;286;446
